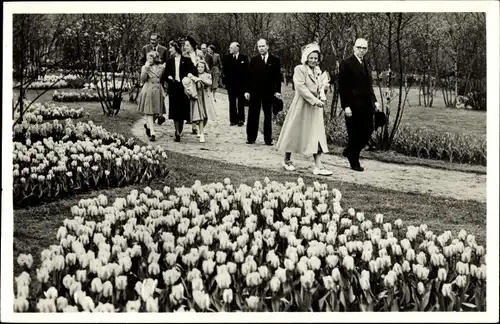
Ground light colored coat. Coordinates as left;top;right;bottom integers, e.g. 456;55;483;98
137;64;166;115
189;72;217;122
276;64;329;155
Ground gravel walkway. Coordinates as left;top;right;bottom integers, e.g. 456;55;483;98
131;93;486;203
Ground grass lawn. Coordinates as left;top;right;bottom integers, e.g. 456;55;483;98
281;84;487;139
12;90;487;274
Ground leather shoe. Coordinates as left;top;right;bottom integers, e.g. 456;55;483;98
150;135;156;142
265;142;273;146
351;165;364;172
246;140;255;144
174;134;181;142
238;122;244;127
230;123;237;126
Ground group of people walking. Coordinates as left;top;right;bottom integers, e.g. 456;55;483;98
137;33;381;175
137;34;220;143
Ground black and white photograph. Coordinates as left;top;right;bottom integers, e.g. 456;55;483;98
2;1;499;322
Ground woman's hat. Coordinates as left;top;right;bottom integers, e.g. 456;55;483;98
301;42;321;64
374;111;387;128
185;36;197;48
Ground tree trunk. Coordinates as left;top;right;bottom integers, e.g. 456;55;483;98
388;13;405;147
381;13;393;151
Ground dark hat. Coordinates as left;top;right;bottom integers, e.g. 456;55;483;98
184;36;197;48
374;111;387;128
272;97;284;116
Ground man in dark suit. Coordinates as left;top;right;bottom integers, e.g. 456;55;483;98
338;38;380;172
222;42;249;126
140;33;168;65
245;38;282;145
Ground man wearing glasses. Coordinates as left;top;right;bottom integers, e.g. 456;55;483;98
338;38;380;172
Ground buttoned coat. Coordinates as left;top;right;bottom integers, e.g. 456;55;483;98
276;64;329;155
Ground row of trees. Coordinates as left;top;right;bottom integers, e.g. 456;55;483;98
12;12;486;149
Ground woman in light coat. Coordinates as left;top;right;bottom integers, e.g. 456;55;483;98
137;51;166;142
276;42;332;176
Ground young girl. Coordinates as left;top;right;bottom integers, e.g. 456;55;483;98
137;51;166;142
187;60;216;143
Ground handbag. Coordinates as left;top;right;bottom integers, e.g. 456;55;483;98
272;97;284;116
182;76;198;99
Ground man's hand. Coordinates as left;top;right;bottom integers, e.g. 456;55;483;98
244;93;250;100
345;107;352;117
274;92;281;99
375;102;380;112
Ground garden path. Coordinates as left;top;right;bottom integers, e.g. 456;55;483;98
131;93;486;203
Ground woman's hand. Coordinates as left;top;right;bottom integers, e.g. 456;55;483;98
315;100;325;108
187;73;194;78
168;76;174;80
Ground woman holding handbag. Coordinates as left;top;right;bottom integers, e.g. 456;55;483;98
164;39;196;142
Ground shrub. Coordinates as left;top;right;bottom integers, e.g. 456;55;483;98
13;178;486;312
392;125;486;165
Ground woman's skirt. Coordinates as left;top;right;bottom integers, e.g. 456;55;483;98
168;81;191;122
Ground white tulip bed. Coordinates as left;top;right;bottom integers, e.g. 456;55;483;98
15;74;83;89
12;102;169;206
14;177;487;312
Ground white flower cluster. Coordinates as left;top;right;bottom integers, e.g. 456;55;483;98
13;109;168;206
53;89;106;102
18;102;85;121
14;178;487;312
95;80;132;92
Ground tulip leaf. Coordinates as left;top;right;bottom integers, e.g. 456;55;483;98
461;302;477;309
403;283;411;304
339;290;346;310
447;297;455;312
348;286;355;303
391;297;399;312
319;291;331;310
279;298;290;305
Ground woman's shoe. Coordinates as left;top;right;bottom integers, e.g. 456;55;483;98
313;167;333;176
282;160;296;171
157;116;166;125
144;124;151;137
199;134;206;143
150;135;156;142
